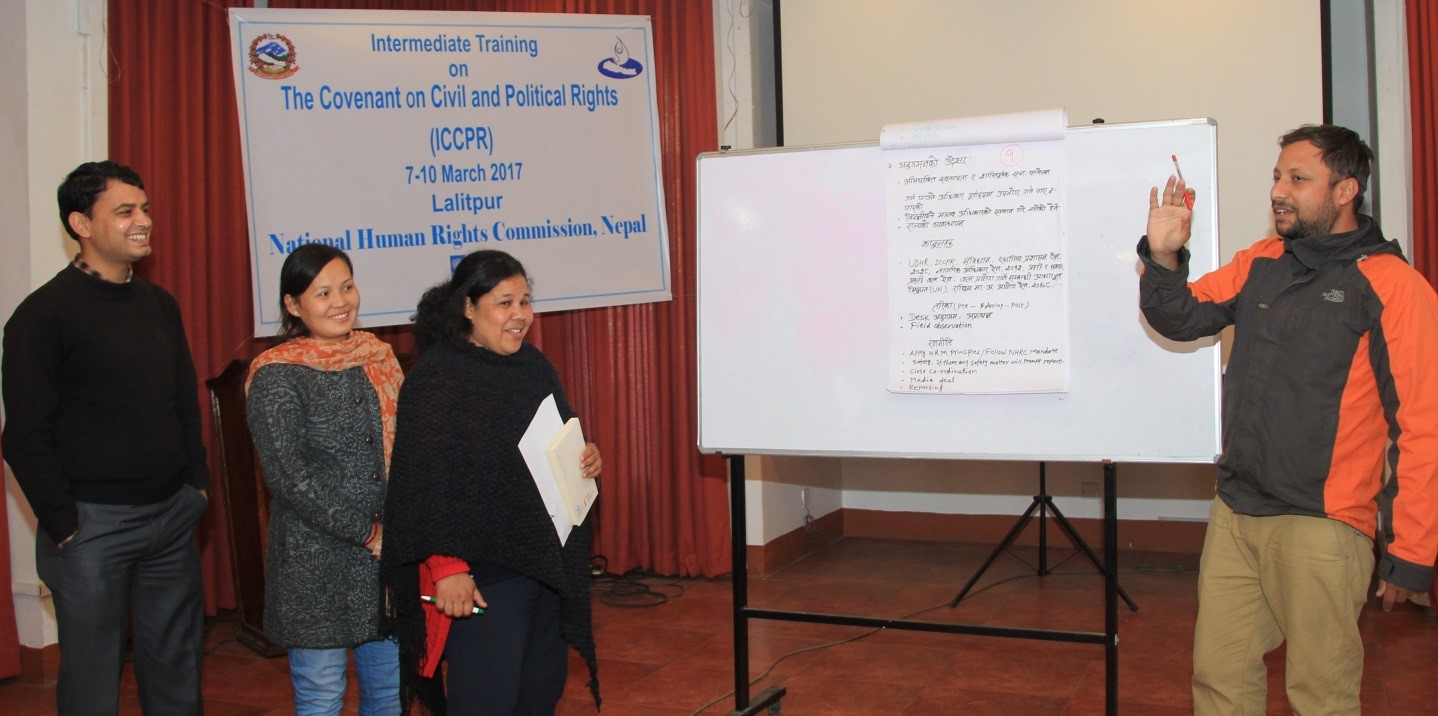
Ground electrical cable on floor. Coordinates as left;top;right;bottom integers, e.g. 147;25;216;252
590;566;687;609
687;555;1197;715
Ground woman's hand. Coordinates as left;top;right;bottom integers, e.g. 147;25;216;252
581;442;602;479
364;523;383;560
433;572;487;618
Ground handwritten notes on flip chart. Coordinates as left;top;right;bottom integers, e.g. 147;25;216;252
882;109;1070;394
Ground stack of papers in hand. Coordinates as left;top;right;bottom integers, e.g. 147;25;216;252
519;394;599;546
547;416;598;526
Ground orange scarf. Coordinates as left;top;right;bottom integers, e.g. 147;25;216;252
245;331;403;469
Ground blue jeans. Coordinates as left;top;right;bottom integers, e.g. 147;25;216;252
289;637;400;716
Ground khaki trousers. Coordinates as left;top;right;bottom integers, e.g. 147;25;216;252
1192;497;1373;715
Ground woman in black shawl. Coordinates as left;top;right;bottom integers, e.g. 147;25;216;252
383;250;601;714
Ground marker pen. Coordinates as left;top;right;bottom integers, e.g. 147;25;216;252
1171;154;1195;210
419;595;484;615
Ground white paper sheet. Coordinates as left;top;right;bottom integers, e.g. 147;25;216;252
883;109;1071;394
519;394;575;545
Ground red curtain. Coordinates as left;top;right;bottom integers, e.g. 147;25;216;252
535;4;732;577
1413;2;1438;284
105;0;728;601
1409;0;1438;601
107;0;255;613
0;417;21;679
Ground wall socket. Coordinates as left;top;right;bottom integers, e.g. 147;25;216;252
1080;481;1100;497
800;487;810;509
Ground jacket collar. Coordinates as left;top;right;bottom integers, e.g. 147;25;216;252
1283;215;1401;269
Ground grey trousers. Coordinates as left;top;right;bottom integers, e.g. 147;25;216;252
36;485;209;715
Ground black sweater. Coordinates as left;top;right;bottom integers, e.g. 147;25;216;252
1;265;208;543
383;340;598;712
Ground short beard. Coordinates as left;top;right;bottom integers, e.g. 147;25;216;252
1277;202;1339;240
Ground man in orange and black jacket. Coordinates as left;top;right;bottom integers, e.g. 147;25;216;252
1137;124;1438;715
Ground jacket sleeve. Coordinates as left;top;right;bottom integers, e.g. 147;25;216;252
247;366;375;545
0;302;78;544
1366;260;1438;592
1137;235;1248;341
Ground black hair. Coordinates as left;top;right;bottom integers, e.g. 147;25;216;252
1279;124;1374;212
277;244;355;340
411;249;530;352
56;161;145;241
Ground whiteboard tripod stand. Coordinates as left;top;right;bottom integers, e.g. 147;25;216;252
948;461;1139;612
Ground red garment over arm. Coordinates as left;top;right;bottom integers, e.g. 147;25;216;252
418;554;470;678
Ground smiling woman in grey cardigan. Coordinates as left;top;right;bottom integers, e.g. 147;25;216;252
246;244;405;716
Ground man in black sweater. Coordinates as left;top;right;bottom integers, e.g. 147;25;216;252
2;161;210;714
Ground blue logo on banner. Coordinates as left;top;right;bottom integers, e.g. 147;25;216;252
597;37;643;79
247;33;299;80
450;255;465;273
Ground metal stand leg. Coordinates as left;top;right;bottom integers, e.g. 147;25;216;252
1104;461;1119;716
728;455;787;715
950;462;1138;612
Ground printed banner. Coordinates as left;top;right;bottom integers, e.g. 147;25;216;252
230;8;671;335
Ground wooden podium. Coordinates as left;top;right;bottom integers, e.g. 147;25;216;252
206;359;284;657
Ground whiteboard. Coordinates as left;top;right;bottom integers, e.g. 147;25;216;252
696;119;1222;462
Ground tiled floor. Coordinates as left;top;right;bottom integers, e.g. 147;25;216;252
3;536;1437;714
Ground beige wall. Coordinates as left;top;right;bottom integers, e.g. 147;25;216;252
2;0;108;649
717;0;1409;544
779;0;1324;263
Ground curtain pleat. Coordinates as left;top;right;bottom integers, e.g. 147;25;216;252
104;0;728;606
1409;0;1438;601
108;0;257;613
0;416;21;678
511;0;732;577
